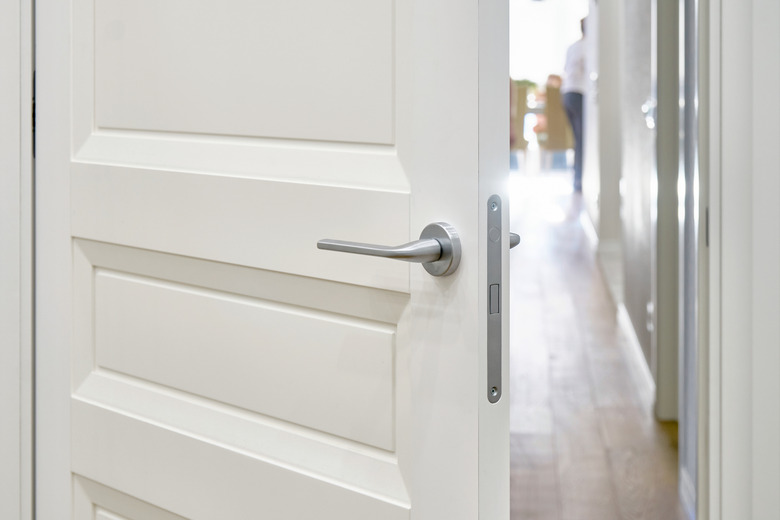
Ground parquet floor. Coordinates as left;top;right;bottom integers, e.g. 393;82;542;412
509;170;687;520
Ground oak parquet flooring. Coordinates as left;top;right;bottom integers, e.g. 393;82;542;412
509;171;686;520
609;447;685;520
558;452;621;520
511;464;561;520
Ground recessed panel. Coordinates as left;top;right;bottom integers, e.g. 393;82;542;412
94;0;394;144
94;270;395;449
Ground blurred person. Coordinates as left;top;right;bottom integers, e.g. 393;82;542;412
562;18;587;192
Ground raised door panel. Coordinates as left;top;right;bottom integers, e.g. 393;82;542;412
70;164;410;291
93;0;394;144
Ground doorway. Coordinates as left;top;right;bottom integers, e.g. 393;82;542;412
508;0;694;518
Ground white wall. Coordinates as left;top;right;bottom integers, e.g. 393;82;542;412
595;0;623;245
583;0;601;226
620;0;654;370
509;0;588;83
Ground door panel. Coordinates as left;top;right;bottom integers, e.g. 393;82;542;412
72;395;409;518
92;270;396;449
70;165;410;291
38;0;509;517
93;0;394;144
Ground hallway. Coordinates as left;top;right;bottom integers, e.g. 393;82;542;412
509;170;686;519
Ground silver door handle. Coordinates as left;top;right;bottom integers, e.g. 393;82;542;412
317;222;461;276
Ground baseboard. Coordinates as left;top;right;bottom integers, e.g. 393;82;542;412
596;238;622;256
617;304;656;406
596;241;624;307
680;467;696;520
579;210;600;250
581;210;654;407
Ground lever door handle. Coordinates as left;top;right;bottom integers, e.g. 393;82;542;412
318;222;461;276
317;239;442;262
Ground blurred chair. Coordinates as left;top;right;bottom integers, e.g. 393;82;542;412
510;81;529;153
536;84;573;169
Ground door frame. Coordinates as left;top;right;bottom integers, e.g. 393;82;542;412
0;0;34;518
706;0;780;519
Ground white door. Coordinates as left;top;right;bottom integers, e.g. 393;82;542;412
35;0;509;519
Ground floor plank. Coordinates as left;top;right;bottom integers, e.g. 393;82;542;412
509;170;686;520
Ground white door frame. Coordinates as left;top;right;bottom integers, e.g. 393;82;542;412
0;0;33;518
705;0;780;519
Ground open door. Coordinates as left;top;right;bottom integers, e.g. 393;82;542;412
35;0;509;518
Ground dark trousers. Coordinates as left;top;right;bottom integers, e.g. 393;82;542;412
563;92;584;191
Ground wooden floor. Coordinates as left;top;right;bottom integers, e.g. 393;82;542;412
509;170;687;520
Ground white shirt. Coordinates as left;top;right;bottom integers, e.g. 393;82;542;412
561;39;587;95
